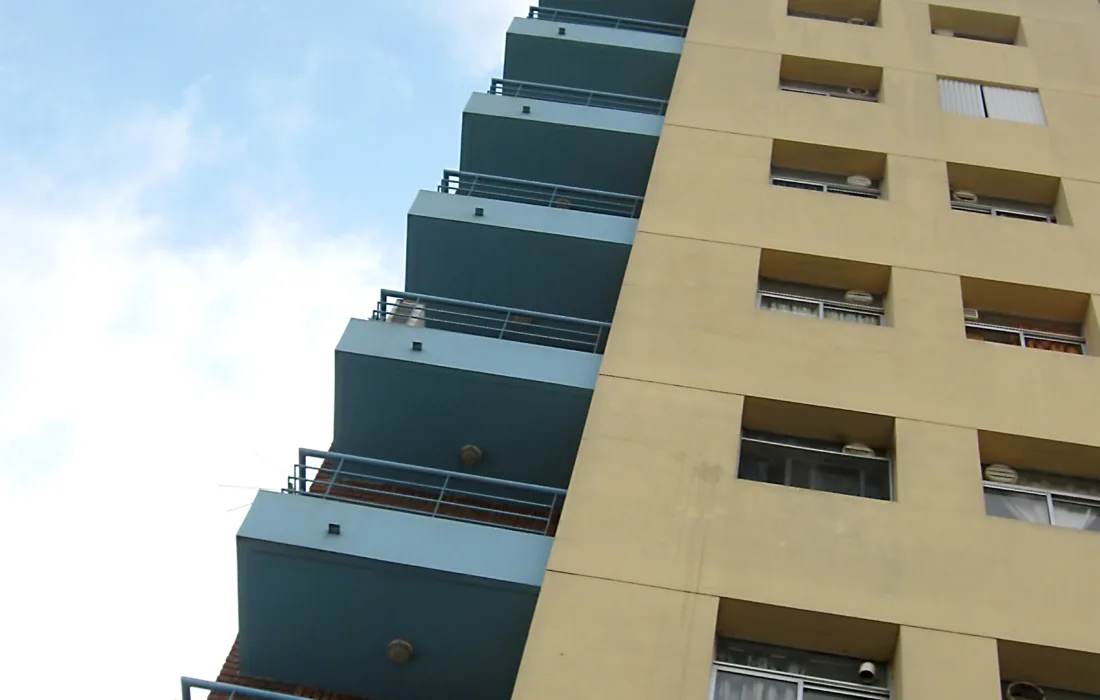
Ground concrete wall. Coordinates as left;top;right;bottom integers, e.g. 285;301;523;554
512;0;1100;697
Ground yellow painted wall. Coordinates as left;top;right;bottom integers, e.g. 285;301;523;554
514;0;1100;698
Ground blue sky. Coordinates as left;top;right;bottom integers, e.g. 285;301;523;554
0;1;528;697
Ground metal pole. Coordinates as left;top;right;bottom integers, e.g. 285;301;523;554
433;475;450;517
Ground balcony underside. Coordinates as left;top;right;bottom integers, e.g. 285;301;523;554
334;319;598;489
505;17;682;100
461;92;660;196
538;0;696;26
406;189;634;322
237;490;551;700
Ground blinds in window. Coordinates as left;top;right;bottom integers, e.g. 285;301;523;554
939;78;985;117
937;78;1045;125
982;85;1046;124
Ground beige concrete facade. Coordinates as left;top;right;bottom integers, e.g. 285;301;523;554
512;0;1100;698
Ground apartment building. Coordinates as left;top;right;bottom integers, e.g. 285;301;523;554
181;0;1100;699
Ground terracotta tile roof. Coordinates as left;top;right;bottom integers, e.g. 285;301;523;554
211;636;370;700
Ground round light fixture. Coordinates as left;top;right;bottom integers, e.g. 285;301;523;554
386;639;414;665
460;444;484;467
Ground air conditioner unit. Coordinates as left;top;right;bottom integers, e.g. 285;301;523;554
388;298;426;327
847;17;867;25
984;463;1019;484
963;307;980;320
846;174;873;188
952;190;979;203
844;289;875;305
842;443;877;458
1006;681;1045;700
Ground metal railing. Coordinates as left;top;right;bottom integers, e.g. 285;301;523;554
290;448;567;536
373;289;609;354
964;321;1086;354
182;677;311;700
489;78;668;115
439;170;644;218
528;6;688;36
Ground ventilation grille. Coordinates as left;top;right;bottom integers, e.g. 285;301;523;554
842;443;877;458
984;463;1019;484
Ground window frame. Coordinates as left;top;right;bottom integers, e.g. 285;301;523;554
983;479;1100;531
938;78;1046;125
738;433;895;501
964;319;1087;355
779;78;879;102
757;289;885;325
787;8;878;26
770;169;882;199
710;661;891;700
950;198;1056;223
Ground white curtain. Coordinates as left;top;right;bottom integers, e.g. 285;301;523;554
713;655;806;700
998;491;1050;524
824;308;880;325
1052;501;1100;532
713;673;797;700
761;296;819;317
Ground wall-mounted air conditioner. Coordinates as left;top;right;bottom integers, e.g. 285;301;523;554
388;299;426;327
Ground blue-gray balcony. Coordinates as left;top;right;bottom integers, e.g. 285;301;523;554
333;290;606;489
537;0;696;26
406;168;639;323
235;449;565;700
505;8;684;102
460;79;663;196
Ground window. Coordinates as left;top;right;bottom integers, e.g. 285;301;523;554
950;191;1056;222
939;78;1045;124
787;0;879;26
1002;681;1100;700
929;5;1020;45
713;638;890;700
771;168;881;198
947;162;1064;224
983;465;1100;533
738;431;892;500
770;141;887;201
964;309;1086;354
779;56;881;102
759;279;884;325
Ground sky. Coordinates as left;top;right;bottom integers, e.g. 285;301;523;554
0;0;530;697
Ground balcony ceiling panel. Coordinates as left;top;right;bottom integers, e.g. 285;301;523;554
335;320;599;489
460;94;660;197
238;492;551;700
504;19;682;100
538;0;695;26
406;190;634;323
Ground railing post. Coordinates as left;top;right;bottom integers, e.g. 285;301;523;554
594;325;604;354
181;678;192;700
324;458;344;498
298;462;307;493
545;493;558;535
433;475;451;517
500;311;510;339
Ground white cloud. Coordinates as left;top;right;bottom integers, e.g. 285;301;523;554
0;88;400;698
412;0;533;76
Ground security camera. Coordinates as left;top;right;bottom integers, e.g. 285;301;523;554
858;662;878;684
